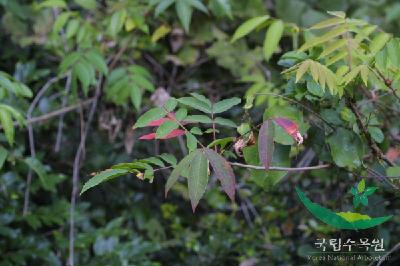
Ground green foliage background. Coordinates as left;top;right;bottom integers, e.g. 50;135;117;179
1;0;400;265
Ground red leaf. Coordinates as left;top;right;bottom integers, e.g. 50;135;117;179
203;148;235;201
272;117;303;144
146;112;176;127
139;129;185;140
258;120;275;170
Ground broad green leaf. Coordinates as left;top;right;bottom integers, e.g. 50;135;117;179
185;115;212;123
131;74;155;92
258;120;275;170
133;107;165;128
155;0;174;16
357;179;366;193
74;61;92;95
176;0;193;32
109;9;127;36
387;166;400;177
364;187;378;196
370;32;391;54
178;97;212;113
53;12;71;33
188;150;209;211
175;108;187;120
368;127;384;143
190;93;212;107
0;109;14;145
213;117;236;127
59;52;81;73
207;137;235;149
159;153;177;165
231;15;269;42
0;104;25;126
165;151;197;196
130;85;142;111
24;157;47;186
151;24;171;42
38;0;66;8
80;169;129;195
66;19;80;39
327;128;363;169
327;11;346;18
263;20;284;60
0;146;8;170
74;0;96;10
85;50;108;75
156;120;179;139
186;132;197;152
163;97;177;111
143;157;165;167
213;97;241;113
203;148;235;201
187;0;208;13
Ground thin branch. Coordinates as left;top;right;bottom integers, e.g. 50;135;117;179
23;75;65;216
346;97;395;167
230;162;330;171
68;76;103;266
55;72;72;153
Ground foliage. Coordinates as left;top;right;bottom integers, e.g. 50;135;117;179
1;0;400;265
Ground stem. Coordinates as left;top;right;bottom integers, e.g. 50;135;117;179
230;162;330;171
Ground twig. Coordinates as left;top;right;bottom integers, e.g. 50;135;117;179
23;75;65;216
68;76;103;266
1;98;95;129
229;162;330;171
55;72;72;152
346;97;395;167
373;68;400;101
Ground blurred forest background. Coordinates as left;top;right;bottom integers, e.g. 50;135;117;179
1;0;400;265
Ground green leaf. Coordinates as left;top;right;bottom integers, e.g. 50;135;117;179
133;107;165;128
364;187;378;196
163;97;178;112
0;109;14;145
327;128;363;169
190;93;212;107
176;0;193;32
53;12;71;32
80;169;129;195
85;50;108;75
207;137;235;149
370;32;391;54
368;127;384;143
74;61;92;95
186;132;197;152
213;117;236;127
165;151;197;196
213;97;241;113
151;24;172;42
143;157;165;167
130;85;142;111
0;104;25;126
155;0;174;16
263;20;284;61
387;166;400;178
74;0;96;10
66;19;80;39
187;0;208;13
258;120;275;170
175;108;187;120
231;15;269;42
203;148;235;201
156;120;179;139
0;146;8;170
178;97;212;113
357;179;366;193
159;153;177;165
38;0;67;8
109;9;127;36
336;212;370;222
185;115;212;123
188;150;209;211
24;157;47;186
310;17;345;29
